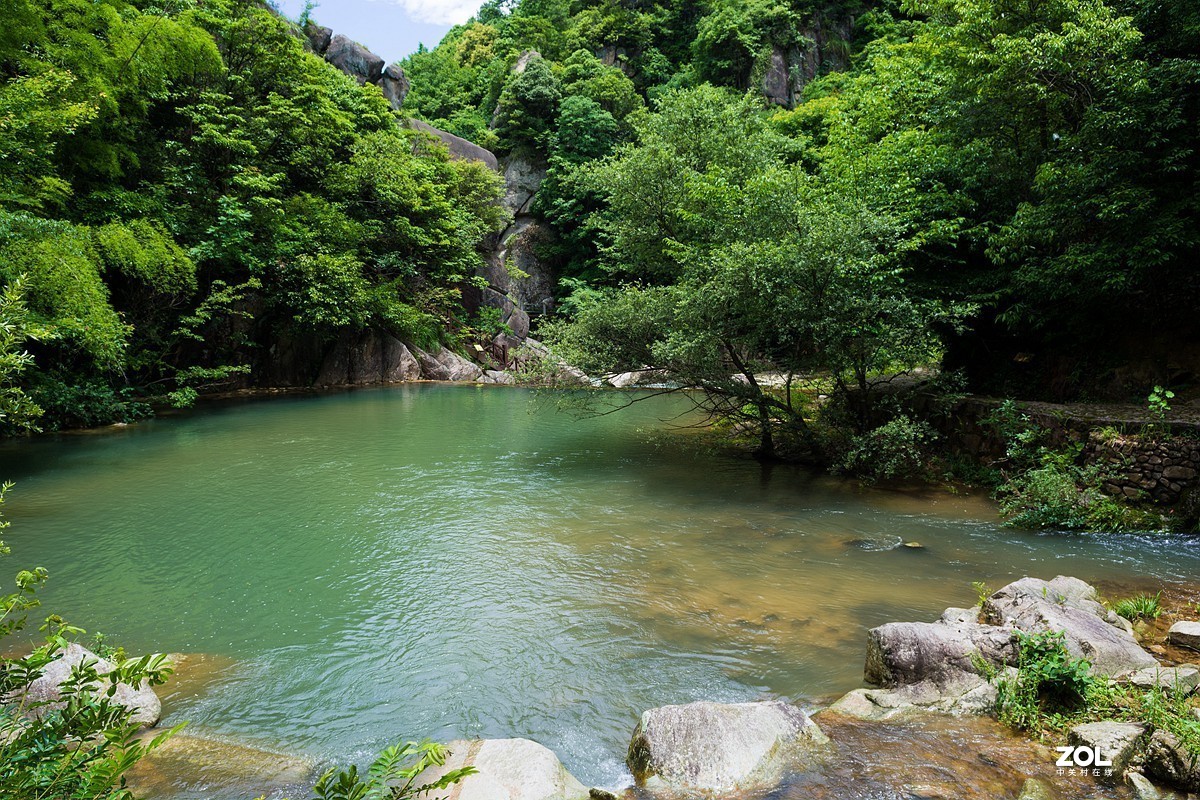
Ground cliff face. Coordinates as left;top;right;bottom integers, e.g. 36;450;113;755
761;11;855;108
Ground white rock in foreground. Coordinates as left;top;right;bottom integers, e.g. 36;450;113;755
412;738;589;800
1167;621;1200;652
20;643;161;728
627;700;831;791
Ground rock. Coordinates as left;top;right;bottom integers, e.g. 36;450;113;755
413;346;484;382
483;217;556;315
1126;771;1184;800
409;120;499;170
1118;665;1200;695
607;370;669;389
412;738;588;800
380;63;410;110
627;700;831;791
864;619;1016;688
1068;721;1147;778
980;576;1157;676
324;34;384;85
315;331;421;386
501;154;546;217
127;733;316;798
827;672;1003;722
1016;778;1057;800
19;643;161;728
513;49;541;74
481;370;515;385
1168;621;1200;651
305;23;332;55
762;48;792;106
903;541;924;549
1144;729;1200;792
382;337;422;383
480;287;530;341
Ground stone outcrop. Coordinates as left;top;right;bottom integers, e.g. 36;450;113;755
606;370;669;389
1144;729;1200;792
759;12;854;107
304;23;332;55
835;577;1157;721
477;154;555;319
409;120;500;171
324;34;384;84
1118;665;1200;694
627;700;831;792
412;345;484;382
1068;722;1147;779
313;330;422;387
380;63;410;110
17;643;162;728
412;739;590;800
1168;621;1200;651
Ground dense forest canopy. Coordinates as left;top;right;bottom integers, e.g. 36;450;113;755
0;0;1197;436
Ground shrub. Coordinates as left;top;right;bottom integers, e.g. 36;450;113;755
836;414;939;483
310;740;476;800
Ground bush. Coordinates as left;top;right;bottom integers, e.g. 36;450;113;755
309;740;476;800
836;414;939;483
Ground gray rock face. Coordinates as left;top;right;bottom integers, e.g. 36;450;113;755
324;34;384;85
848;576;1158;721
1168;621;1200;651
627;700;831;791
409;120;500;171
607;370;669;389
1144;729;1200;792
484;217;556;316
762;48;791;106
480;287;530;341
305;24;332;55
1068;721;1147;778
380;63;409;110
413;346;484;382
314;331;421;386
980;576;1158;676
412;739;589;800
20;643;161;728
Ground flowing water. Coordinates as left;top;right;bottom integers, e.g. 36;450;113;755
2;385;1198;798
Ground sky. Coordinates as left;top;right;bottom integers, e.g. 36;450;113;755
275;0;474;64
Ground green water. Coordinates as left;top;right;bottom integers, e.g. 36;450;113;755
2;385;1198;794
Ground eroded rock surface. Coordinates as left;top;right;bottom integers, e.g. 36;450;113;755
412;738;589;800
18;643;162;728
627;700;831;791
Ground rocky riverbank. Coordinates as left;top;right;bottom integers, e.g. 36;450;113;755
23;575;1194;800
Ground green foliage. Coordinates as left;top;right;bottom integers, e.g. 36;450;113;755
836;415;939;482
994;631;1094;732
311;740;476;800
0;281;48;434
1111;592;1162;621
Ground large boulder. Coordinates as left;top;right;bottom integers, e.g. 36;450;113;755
413;346;484;382
19;643;161;728
304;23;332;55
501;154;545;217
1068;722;1147;779
1144;729;1200;792
411;738;589;800
980;576;1157;676
324;34;384;85
851;576;1157;721
409;120;499;171
1118;665;1200;695
1168;621;1200;652
380;63;410;110
314;331;421;386
627;700;831;792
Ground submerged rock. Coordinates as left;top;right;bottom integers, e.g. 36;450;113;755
1167;621;1200;651
19;643;161;728
412;738;589;800
126;733;315;798
1068;721;1147;779
627;700;831;791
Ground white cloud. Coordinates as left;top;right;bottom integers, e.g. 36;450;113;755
384;0;480;25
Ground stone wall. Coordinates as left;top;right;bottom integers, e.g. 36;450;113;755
901;392;1200;508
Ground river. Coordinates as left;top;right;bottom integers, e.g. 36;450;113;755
2;385;1197;797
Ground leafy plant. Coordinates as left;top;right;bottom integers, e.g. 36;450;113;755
311;740;476;800
1111;592;1162;621
994;631;1094;733
836;415;939;483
